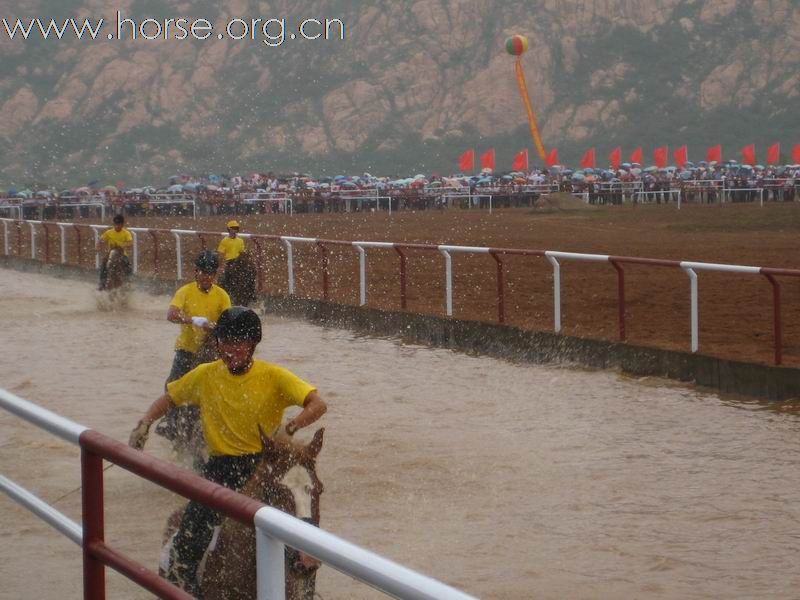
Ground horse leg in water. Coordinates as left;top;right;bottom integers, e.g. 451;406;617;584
98;255;109;290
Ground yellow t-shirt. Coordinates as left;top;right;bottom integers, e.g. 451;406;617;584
167;359;316;456
170;282;232;353
217;236;246;262
101;228;133;255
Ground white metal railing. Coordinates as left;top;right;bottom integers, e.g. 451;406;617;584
0;218;785;355
0;388;477;600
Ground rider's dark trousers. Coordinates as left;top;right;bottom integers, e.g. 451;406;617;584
171;453;261;586
166;350;198;386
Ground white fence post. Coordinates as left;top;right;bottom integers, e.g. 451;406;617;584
283;239;295;295
440;248;453;316
28;221;37;259
131;231;139;273
92;226;102;269
355;244;367;306
255;529;285;600
546;253;562;333
683;267;699;352
173;231;183;280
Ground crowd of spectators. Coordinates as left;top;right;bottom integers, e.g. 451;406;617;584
1;160;798;219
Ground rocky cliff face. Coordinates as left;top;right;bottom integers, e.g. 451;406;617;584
0;0;798;184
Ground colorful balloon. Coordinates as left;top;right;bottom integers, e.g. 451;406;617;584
507;35;546;161
505;35;529;56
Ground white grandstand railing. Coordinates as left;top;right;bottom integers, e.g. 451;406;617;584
0;388;477;600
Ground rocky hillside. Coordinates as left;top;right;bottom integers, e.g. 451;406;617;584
0;0;798;185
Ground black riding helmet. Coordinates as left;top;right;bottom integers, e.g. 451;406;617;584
215;307;262;343
112;214;125;225
195;250;219;273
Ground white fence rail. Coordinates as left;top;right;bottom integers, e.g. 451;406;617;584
0;218;793;359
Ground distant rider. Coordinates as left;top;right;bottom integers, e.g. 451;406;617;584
96;214;133;290
155;250;231;441
217;220;246;266
129;307;328;593
217;220;245;288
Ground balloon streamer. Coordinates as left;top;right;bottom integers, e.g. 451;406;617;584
514;58;547;161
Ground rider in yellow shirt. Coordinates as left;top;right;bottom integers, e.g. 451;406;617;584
217;220;246;263
129;307;328;593
96;214;133;290
155;250;231;443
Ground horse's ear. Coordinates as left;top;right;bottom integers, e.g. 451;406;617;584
307;428;324;459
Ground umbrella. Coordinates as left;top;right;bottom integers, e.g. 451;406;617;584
571;173;586;181
168;184;184;193
643;166;658;173
100;185;119;194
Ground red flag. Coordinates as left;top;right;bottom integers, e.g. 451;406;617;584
512;149;529;172
741;144;756;166
793;144;800;164
480;149;496;171
629;147;643;164
580;148;596;169
706;144;722;163
545;148;560;167
609;147;622;169
674;145;688;167
654;146;669;168
458;149;475;172
767;143;781;165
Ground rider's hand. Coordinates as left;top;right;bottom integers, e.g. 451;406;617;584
191;316;209;328
129;420;150;450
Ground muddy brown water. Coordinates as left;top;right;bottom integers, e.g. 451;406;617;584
1;268;800;599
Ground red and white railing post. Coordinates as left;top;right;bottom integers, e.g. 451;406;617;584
610;260;626;341
81;446;105;600
147;230;159;275
489;250;506;324
395;247;408;310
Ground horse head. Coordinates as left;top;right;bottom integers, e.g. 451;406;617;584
199;427;325;599
252;426;325;527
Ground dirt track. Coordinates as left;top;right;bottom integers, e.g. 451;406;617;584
7;202;800;367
